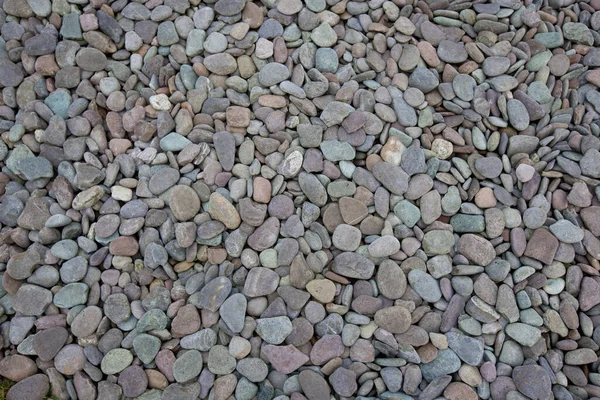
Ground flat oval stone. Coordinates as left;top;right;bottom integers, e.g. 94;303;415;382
244;267;279;297
372;162;409;196
256;316;293;344
32;327;69;361
170;185;201;222
408;270;442;303
374;306;411;334
101;349;134;374
299;370;331;400
192;276;232;312
53;283;89;309
549;220;584;243
331;252;375;279
376;260;407;299
207;192;241;229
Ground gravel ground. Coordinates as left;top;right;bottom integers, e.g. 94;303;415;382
1;0;600;399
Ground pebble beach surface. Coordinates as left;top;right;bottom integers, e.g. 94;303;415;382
1;0;600;399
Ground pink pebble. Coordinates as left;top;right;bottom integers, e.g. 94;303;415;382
79;14;98;32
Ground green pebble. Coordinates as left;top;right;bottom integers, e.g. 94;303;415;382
450;214;485;233
534;32;564;48
101;349;133;374
259;249;278;269
393;200;420;228
520;308;544;326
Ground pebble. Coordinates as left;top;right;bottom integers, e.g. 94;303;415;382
101;349;133;375
408;270;441;303
549;219;584;243
255;317;293;344
512;365;552;400
5;374;49;400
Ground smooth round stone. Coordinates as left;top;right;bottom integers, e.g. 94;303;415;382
516;164;535;182
315;48;339;73
5;374;49;400
528;81;553;104
133;334;161;364
32;327;69;361
376;260;407;299
408;270;442;303
394;200;420;228
404;87;424;107
148;167;179;194
437;40;468;63
71;306;102;337
474;157;503;179
329;367;357;397
374;306;411;334
423;230;455;254
104;293;131;324
118;366;148;398
482;56;510;76
236;358;269;383
259;63;290;86
101;349;134;374
451;214;485;233
512;365;552;400
180;329;217;351
408;67;439;93
170;185;201;221
160;133;192;151
243;267;279;297
204;32;228;53
191;276;232;312
505;323;541;347
549;220;584;243
332;224;361;251
54;344;86;375
543;278;565;295
311;23;337;47
523;208;546;229
458;234;496;266
45;214;72;228
220;293;247;333
53;283;89;308
173;350;203;382
320;140;355;162
255;316;293;344
207;345;236;375
452;74;476;101
306;279;336;303
51;239;79;260
368;235;400;257
506;99;529;131
60;256;88;283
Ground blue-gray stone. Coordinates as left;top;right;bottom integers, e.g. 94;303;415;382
137;309;169;332
315;48;339;73
160;132;192;151
450;214;485;233
133;333;161;364
173;350;203;383
393;200;420;228
320;140;356;162
53;283;89;308
60;13;82;40
389;87;417;126
51;239;79;260
16;157;53;180
420;349;461;381
44;89;72;118
446;331;484;366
